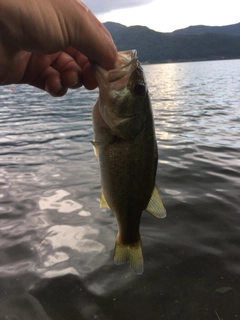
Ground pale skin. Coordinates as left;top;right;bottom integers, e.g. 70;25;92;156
0;0;118;96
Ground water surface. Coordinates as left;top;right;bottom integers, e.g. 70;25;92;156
0;59;240;319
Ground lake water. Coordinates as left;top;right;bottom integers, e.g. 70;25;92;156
0;59;239;319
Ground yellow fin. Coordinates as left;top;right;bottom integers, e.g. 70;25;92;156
146;185;166;218
100;193;110;209
114;235;144;275
91;141;100;159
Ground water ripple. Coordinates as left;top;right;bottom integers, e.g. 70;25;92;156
0;60;240;319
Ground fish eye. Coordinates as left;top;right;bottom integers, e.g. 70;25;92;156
133;80;146;96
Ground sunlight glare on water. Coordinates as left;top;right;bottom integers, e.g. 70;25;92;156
0;59;239;319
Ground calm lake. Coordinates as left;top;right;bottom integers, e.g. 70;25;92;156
0;59;239;320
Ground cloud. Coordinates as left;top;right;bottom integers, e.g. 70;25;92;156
83;0;154;14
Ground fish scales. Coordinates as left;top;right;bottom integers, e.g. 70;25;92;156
92;50;166;274
100;127;157;242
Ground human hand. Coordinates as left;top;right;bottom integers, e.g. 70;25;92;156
0;0;117;96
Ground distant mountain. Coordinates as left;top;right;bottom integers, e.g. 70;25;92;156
104;22;127;34
104;22;240;63
172;22;240;36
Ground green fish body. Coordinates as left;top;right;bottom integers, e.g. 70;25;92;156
92;50;166;274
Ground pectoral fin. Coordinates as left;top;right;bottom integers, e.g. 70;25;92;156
91;141;102;159
145;185;166;218
100;192;110;209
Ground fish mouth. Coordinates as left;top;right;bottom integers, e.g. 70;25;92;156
92;50;144;139
93;50;138;90
108;50;138;82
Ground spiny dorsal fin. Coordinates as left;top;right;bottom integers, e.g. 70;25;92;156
100;193;110;209
145;185;166;218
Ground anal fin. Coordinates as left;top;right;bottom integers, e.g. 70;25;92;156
145;185;166;218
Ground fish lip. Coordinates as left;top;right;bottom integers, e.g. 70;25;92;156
108;50;138;82
92;50;144;137
92;50;138;84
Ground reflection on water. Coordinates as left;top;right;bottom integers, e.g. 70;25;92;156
36;224;105;278
36;189;104;278
38;189;90;215
0;59;240;319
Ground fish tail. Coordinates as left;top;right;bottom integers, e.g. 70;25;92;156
114;235;144;275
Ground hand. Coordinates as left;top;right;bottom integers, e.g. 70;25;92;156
0;0;117;96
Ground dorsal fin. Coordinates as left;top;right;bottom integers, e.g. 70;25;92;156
145;185;166;218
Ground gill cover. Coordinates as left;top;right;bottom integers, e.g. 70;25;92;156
93;50;148;139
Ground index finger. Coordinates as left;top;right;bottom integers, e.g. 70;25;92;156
64;1;118;70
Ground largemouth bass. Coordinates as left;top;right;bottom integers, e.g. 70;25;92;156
92;50;166;275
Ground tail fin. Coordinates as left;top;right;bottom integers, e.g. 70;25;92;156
113;235;144;275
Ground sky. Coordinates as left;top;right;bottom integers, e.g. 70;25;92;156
84;0;240;32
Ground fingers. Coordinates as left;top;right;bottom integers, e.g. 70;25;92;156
28;63;65;96
50;51;83;88
20;51;87;96
34;66;80;97
60;67;82;89
65;0;118;70
82;62;97;90
0;0;117;94
45;75;68;97
64;48;97;89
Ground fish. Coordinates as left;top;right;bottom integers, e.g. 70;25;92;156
91;50;166;275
